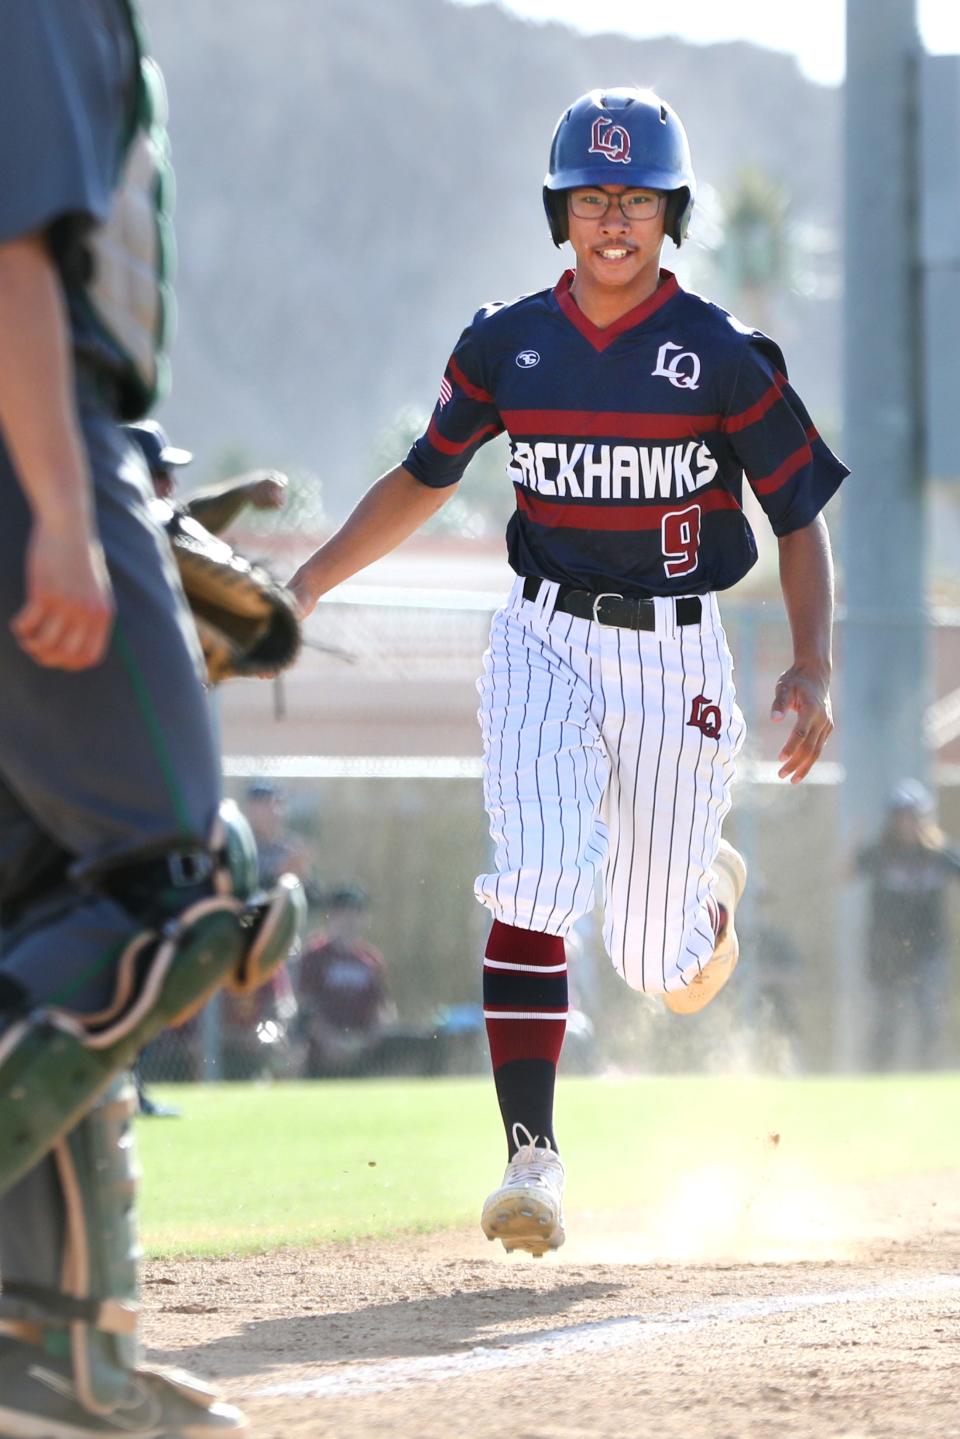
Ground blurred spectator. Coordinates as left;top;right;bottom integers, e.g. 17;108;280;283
856;780;960;1071
298;887;396;1076
241;778;314;892
124;419;288;533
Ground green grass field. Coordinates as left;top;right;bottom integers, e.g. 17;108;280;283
136;1075;960;1257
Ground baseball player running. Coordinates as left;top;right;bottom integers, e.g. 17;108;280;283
290;88;846;1256
0;3;302;1433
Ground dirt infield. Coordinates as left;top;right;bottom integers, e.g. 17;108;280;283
142;1173;960;1438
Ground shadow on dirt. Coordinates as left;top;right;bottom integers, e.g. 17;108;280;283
145;1276;627;1377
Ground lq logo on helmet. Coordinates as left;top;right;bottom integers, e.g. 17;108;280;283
588;116;631;164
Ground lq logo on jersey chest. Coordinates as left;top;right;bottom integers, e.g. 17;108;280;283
588;116;631;164
652;341;701;391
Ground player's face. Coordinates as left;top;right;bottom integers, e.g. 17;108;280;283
565;184;666;301
152;468;176;501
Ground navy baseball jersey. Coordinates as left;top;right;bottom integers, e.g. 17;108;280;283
405;270;848;597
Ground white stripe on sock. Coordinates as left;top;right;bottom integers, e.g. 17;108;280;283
482;1010;567;1021
483;959;568;973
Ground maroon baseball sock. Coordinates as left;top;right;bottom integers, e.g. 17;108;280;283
706;894;727;942
483;919;567;1158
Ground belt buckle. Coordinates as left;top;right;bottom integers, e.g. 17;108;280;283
591;592;624;624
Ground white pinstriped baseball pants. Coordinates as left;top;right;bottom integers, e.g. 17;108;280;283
475;577;746;995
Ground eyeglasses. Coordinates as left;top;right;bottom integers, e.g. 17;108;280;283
568;188;665;222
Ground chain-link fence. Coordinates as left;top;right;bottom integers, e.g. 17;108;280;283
142;595;960;1084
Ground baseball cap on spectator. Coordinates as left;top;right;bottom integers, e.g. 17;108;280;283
887;778;934;815
124;420;193;476
245;778;283;802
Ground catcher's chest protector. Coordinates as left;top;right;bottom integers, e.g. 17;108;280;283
83;1;175;417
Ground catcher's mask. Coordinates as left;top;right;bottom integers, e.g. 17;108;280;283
543;87;696;248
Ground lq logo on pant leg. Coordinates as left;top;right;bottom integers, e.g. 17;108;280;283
688;694;722;740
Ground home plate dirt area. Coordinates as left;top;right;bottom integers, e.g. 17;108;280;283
141;1173;960;1439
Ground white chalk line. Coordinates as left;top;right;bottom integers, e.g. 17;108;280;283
250;1274;960;1400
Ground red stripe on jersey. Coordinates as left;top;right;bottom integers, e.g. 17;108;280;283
502;409;721;439
516;486;741;531
448;355;494;404
750;442;812;496
806;425;820;442
554;268;680;352
427;416;501;455
722;372;787;433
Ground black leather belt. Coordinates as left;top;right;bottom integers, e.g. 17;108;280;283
522;576;701;631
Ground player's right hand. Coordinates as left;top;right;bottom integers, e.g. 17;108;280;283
12;520;115;670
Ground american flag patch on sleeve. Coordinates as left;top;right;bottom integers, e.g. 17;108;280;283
438;375;453;408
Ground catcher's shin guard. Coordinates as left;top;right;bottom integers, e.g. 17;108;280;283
0;807;306;1197
0;1078;140;1413
0;1078;247;1434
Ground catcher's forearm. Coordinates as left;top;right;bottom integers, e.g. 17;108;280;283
0;233;93;528
777;514;834;677
294;465;455;603
185;484;256;534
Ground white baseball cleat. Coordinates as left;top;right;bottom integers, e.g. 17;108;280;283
481;1123;566;1257
663;838;747;1016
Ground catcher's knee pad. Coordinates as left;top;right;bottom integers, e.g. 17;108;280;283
0;802;305;1197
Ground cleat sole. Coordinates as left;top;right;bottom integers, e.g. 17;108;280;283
480;1188;564;1256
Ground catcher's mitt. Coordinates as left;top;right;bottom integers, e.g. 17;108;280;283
156;501;301;684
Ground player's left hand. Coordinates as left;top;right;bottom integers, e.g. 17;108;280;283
770;663;833;784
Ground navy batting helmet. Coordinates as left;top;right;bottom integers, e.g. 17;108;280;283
543;88;696;249
123;420;193;477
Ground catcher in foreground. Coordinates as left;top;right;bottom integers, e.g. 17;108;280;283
0;4;302;1437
